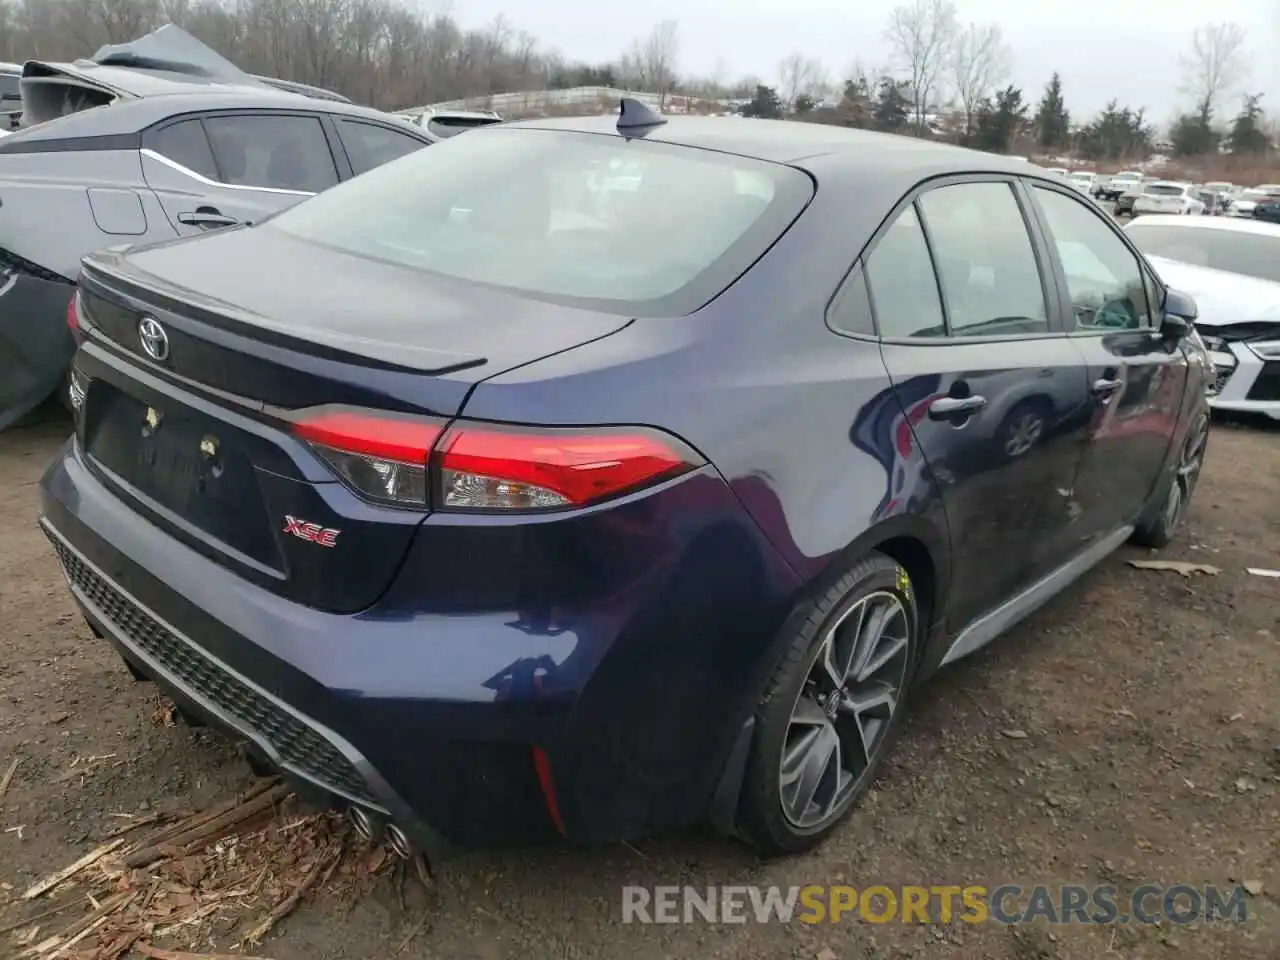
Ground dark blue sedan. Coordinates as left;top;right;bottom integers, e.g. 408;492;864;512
40;103;1212;858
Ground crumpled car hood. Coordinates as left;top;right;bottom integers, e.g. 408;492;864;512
90;24;255;82
1145;255;1280;330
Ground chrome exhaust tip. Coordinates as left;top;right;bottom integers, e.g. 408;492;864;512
348;805;383;842
386;822;414;860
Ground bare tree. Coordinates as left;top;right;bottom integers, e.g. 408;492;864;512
884;0;957;134
1179;22;1249;123
777;52;826;111
622;19;679;107
0;0;687;116
951;22;1010;143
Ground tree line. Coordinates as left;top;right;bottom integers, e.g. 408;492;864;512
739;4;1269;162
0;0;1268;163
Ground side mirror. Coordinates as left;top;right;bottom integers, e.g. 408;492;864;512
1161;286;1198;322
1160;313;1191;341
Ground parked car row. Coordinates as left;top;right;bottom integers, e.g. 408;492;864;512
0;25;505;432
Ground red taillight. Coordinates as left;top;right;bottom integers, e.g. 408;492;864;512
434;423;699;510
67;291;79;334
292;407;443;508
290;406;700;512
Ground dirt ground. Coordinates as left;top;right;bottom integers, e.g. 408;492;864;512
0;412;1276;960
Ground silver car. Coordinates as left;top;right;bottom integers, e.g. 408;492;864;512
0;36;434;429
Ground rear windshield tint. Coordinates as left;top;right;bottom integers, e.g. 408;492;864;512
1145;184;1183;196
266;127;813;315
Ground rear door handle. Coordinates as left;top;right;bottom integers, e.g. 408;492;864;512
177;211;239;228
928;395;988;419
1092;378;1123;397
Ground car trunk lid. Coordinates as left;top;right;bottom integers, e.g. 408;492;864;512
74;227;633;612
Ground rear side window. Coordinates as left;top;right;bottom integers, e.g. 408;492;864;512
202;115;338;193
266;128;813;316
917;182;1049;337
829;263;875;336
151;119;219;181
335;119;427;176
864;205;946;338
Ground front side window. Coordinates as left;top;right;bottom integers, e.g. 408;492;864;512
863;205;946;338
1033;186;1154;331
203;115;338;193
1125;222;1280;285
267;128;812;315
917;181;1049;337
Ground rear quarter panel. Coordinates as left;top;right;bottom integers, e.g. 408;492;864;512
461;158;953;683
0;149;177;277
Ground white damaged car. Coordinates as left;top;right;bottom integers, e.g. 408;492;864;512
1125;216;1280;419
1132;181;1204;217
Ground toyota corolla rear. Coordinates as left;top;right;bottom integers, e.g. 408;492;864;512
39;123;814;852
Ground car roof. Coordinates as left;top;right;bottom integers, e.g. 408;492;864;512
0;91;428;147
22;60;274;98
501;114;1035;176
1125;216;1280;238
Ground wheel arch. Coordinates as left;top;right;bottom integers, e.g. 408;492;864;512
709;513;951;837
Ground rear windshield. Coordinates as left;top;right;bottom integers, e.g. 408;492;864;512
1127;223;1280;284
1145;184;1184;196
267;127;813;315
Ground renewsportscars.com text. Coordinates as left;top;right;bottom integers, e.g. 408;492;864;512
620;884;1249;925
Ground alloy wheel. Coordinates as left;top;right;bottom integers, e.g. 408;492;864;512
779;591;910;830
1165;416;1208;529
1003;411;1044;458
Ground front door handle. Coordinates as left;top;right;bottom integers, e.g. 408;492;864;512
177;210;239;228
1092;377;1123;397
928;395;988;420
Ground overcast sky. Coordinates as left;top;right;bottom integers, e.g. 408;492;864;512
448;0;1279;123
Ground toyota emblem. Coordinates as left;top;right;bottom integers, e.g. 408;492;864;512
137;316;170;362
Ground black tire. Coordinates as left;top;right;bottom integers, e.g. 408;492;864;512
1131;412;1209;548
737;551;920;857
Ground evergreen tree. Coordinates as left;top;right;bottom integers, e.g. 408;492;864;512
1033;73;1070;149
836;76;874;128
974;85;1027;153
1226;94;1270;154
1079;101;1153;162
741;85;784;119
1169;113;1219;157
871;77;910;133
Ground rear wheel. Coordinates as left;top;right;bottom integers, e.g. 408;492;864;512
1132;413;1209;548
737;552;919;857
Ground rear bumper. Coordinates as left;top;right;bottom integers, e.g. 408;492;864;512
43;519;455;858
41;437;801;849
